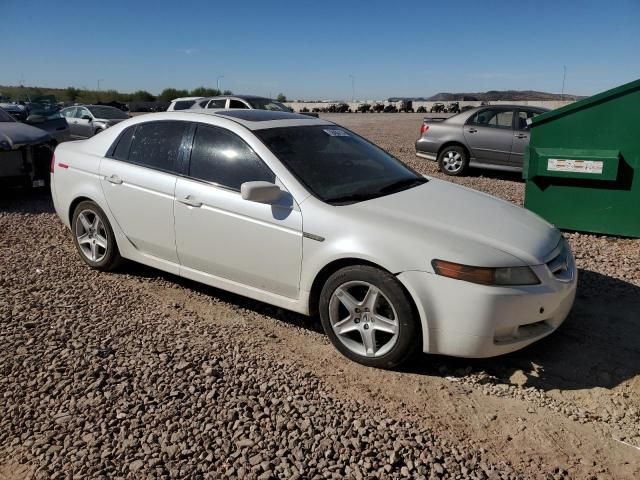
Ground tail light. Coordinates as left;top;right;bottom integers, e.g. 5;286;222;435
50;152;55;173
420;123;429;135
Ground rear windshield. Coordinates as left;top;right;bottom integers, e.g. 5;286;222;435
88;106;128;119
172;100;196;110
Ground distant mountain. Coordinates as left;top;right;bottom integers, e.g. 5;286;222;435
425;90;582;102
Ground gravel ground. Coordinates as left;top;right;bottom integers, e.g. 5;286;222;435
1;113;639;479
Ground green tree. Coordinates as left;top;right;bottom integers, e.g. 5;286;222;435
222;89;233;95
276;93;287;102
158;88;189;102
131;90;156;102
190;86;221;97
65;87;81;102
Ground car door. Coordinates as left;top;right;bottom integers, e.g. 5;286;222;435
174;123;303;299
61;107;81;138
463;108;515;166
73;107;94;138
100;121;189;265
509;109;544;167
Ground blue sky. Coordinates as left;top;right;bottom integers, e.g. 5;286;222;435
2;0;639;100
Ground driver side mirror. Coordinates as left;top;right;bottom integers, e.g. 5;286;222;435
241;181;283;204
81;115;92;121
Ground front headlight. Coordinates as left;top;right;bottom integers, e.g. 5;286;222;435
432;259;540;286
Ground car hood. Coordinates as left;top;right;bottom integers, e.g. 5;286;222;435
349;178;560;267
0;122;51;150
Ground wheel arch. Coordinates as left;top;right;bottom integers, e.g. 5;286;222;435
68;196;94;225
307;257;424;349
437;141;470;160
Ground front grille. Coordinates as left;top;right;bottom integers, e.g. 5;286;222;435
546;242;573;281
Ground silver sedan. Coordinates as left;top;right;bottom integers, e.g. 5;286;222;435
415;105;549;176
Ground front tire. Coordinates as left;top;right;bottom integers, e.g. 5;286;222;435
438;145;469;176
319;265;419;369
71;201;122;271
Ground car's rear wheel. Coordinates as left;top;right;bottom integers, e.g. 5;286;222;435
319;265;419;369
72;201;122;271
438;145;469;176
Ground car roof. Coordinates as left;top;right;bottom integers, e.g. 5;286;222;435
181;109;332;130
198;95;272;101
441;104;551;124
170;97;204;102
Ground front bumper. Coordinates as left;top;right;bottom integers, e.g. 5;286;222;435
398;255;578;358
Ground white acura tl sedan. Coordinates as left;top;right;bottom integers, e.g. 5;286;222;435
51;110;577;368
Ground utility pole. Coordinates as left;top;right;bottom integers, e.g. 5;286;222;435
561;66;566;101
349;75;355;102
216;75;224;92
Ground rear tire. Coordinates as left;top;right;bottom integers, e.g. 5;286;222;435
319;265;419;369
438;145;469;176
71;201;122;271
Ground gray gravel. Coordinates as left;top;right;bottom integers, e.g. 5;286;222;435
0;192;532;479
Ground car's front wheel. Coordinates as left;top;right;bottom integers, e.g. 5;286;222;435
438;145;469;176
319;265;419;369
71;201;122;271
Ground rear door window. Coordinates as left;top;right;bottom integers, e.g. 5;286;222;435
127;121;188;173
188;124;275;190
62;108;76;118
468;108;514;129
111;127;135;160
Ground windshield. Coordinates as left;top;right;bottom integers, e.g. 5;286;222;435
255;125;426;205
87;106;128;119
0;108;14;122
247;98;290;112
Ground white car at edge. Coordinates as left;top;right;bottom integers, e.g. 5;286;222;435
50;109;577;369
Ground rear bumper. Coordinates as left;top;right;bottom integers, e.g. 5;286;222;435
398;259;578;358
415;138;439;161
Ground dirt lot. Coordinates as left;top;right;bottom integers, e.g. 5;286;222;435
1;113;638;479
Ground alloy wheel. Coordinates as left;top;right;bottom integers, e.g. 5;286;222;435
442;150;463;172
328;281;399;357
75;209;108;263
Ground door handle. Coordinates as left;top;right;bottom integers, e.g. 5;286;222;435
105;174;123;185
467;128;477;133
514;133;528;139
178;195;202;208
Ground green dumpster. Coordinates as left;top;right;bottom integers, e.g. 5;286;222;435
523;78;640;237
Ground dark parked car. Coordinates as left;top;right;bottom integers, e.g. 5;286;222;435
430;103;445;113
60;105;129;139
24;98;71;145
0;107;54;188
415;105;549;175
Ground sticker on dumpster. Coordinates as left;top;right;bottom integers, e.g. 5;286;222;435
547;159;604;174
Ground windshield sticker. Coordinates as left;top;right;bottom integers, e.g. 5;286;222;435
323;129;350;137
